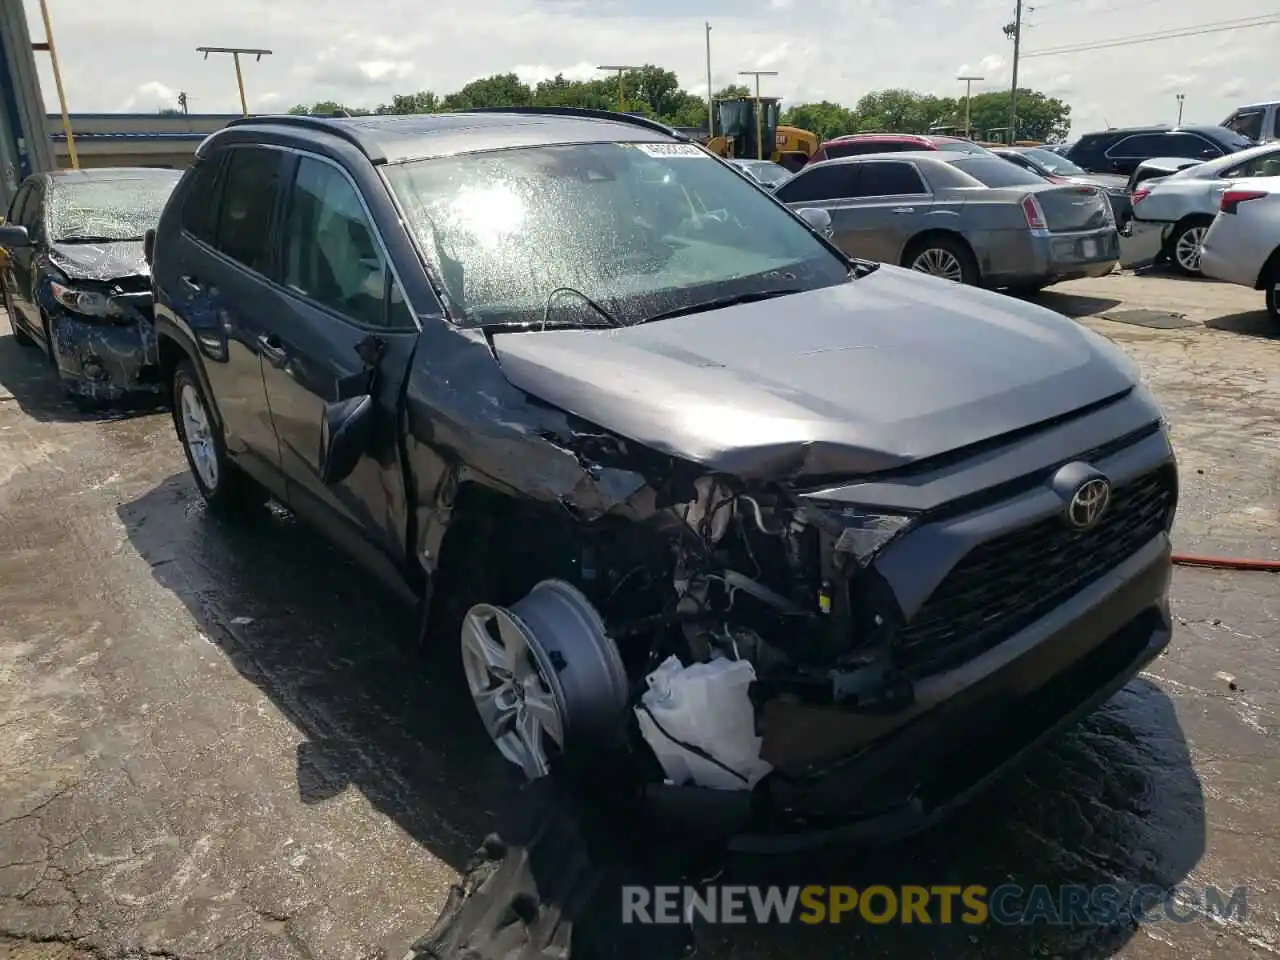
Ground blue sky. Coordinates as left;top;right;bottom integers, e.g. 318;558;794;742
23;0;1280;137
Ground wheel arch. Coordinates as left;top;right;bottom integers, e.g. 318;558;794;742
1255;244;1280;291
899;227;977;266
156;328;224;430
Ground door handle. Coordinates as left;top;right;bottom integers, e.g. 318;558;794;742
257;333;289;368
891;206;915;214
179;274;202;292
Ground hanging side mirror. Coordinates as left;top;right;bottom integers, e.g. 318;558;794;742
796;207;833;239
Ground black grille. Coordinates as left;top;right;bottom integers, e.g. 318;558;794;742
893;466;1175;677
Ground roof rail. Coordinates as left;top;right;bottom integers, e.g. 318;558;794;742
221;113;374;156
457;106;689;140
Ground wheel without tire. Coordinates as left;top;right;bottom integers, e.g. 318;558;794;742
1167;217;1212;277
172;359;265;512
905;236;979;285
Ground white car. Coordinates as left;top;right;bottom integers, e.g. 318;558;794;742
1198;177;1280;323
1122;144;1280;275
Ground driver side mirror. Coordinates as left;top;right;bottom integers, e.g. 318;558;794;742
319;394;375;486
0;224;32;248
796;207;833;239
143;228;156;267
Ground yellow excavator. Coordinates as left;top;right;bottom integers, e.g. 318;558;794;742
696;96;819;172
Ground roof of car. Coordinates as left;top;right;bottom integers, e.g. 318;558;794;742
214;108;682;165
808;149;978;168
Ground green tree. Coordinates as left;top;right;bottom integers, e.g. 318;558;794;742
964;89;1071;142
712;84;751;101
782;101;855;140
376;91;440;114
443;73;533;110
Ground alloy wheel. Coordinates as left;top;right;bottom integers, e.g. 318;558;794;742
1174;226;1207;273
179;383;220;491
461;604;565;779
911;248;964;282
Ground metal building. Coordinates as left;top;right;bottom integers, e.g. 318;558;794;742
0;0;54;210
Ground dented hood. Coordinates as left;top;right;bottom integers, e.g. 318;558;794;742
48;241;148;283
492;266;1136;480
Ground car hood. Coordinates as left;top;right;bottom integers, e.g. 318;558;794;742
47;240;147;282
491;266;1136;481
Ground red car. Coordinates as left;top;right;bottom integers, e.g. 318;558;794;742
809;133;991;164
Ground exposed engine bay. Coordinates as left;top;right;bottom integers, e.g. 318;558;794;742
458;468;920;795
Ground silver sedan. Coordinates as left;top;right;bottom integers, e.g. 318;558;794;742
774;151;1119;292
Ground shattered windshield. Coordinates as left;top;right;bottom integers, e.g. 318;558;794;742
383;141;850;328
46;177;180;243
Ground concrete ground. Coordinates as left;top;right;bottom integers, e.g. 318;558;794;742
0;272;1277;960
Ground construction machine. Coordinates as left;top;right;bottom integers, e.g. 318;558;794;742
697;96;818;171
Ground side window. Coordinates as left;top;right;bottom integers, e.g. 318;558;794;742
1108;134;1163;157
1224;110;1264;142
855;161;926;196
1161;134;1221;158
1273;109;1280;140
825;141;895;159
281;156;399;328
776;165;858;203
213;146;282;274
181;154;223;244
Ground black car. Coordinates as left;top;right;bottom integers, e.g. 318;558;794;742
0;167;181;402
992;146;1132;225
148;108;1176;852
1065;125;1254;176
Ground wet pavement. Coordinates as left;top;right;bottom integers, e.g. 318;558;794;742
1;272;1278;960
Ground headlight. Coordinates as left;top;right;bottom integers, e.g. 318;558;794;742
48;280;125;318
797;502;916;566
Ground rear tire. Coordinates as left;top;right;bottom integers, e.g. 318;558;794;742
904;235;980;285
1265;265;1280;326
171;359;266;514
1167;216;1212;277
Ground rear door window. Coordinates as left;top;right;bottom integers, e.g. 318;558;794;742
181;154;224;244
854;161;927;196
949;157;1046;187
1159;133;1222;158
1107;134;1166;158
775;164;860;203
213;146;282;275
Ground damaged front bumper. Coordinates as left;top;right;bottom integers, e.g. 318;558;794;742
48;308;162;400
643;534;1173;854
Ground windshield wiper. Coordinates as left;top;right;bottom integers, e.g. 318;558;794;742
640;287;803;324
55;235;121;244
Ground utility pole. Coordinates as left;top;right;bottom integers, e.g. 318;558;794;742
705;23;714;136
738;69;778;161
197;46;273;117
957;74;984;138
36;0;77;169
596;65;642;112
1176;93;1185;126
177;91;189;115
1004;0;1023;143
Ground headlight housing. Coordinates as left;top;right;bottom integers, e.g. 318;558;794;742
797;502;916;566
48;280;125;318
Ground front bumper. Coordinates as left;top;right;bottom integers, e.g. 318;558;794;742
49;310;162;400
645;536;1172;854
983;227;1120;288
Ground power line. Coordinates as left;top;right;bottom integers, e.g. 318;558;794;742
1024;15;1280;57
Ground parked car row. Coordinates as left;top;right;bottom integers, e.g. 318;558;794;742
0;107;1180;853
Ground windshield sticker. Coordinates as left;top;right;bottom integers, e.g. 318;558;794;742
633;142;709;158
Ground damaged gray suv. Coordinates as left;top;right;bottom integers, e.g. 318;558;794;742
148;108;1177;852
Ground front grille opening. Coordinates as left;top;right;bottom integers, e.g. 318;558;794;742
893;466;1175;677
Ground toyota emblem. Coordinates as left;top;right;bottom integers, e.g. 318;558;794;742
1067;477;1111;529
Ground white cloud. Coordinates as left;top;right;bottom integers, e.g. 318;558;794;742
21;0;1277;137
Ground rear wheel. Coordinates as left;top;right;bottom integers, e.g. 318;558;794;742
904;236;980;285
172;360;266;513
1167;216;1213;277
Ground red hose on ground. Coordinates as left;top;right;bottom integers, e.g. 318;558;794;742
1172;553;1280;572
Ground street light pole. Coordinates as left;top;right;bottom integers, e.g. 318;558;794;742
1176;93;1185;126
957;74;984;139
738;69;778;161
705;23;714;136
597;65;642;112
197;46;273;117
36;0;77;169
